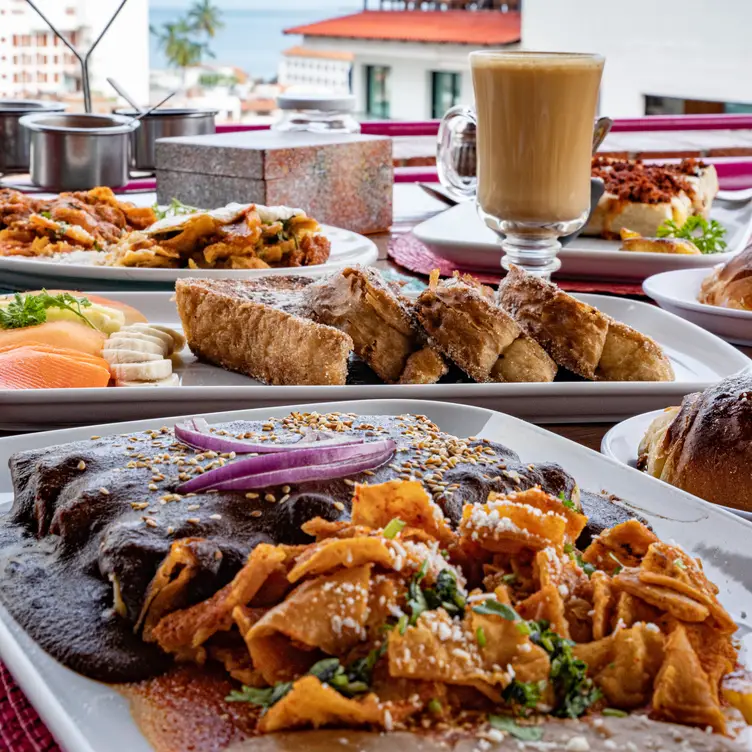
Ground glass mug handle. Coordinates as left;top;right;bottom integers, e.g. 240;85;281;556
436;105;477;202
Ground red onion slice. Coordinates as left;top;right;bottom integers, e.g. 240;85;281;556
174;418;365;455
176;439;396;494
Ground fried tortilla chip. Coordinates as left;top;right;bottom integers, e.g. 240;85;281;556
652;623;726;733
152;544;287;658
460;498;568;554
247;565;372;684
352;480;454;545
136;537;222;640
490;488;587;544
581;520;658;574
387;609;509;701
288;537;394;582
258;676;385;733
613;569;710;623
574;623;664;709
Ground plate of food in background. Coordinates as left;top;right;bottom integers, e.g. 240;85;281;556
601;371;752;521
0;266;748;430
415;159;752;282
0;398;751;752
0;188;378;291
644;245;752;345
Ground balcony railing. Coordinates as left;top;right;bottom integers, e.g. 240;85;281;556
370;1;520;11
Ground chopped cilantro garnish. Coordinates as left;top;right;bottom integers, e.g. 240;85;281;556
227;681;292;708
476;626;487;648
673;558;687;570
428;698;443;714
528;620;602;718
608;551;624;575
397;614;409;634
563;543;574;554
383;517;406;539
501;572;517;584
503;679;543;710
153;197;200;221
489;714;544;741
40;210;51;219
407;565;466;625
602;708;628;718
472;599;519;621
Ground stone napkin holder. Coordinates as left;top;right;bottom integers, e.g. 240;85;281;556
155;130;393;234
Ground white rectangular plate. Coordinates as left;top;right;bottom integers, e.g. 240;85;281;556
0;398;750;752
0;291;749;430
413;197;752;282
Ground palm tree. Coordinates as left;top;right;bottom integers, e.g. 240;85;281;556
188;0;224;42
151;19;206;87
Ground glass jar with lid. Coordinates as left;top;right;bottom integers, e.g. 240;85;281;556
272;93;361;134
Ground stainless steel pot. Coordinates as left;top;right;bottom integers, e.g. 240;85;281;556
114;107;217;171
0;100;66;173
19;112;139;191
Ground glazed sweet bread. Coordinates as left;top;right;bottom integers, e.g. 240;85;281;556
498;266;675;382
699;245;752;310
637;373;752;512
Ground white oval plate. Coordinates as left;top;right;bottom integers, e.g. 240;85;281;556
0;224;378;292
601;408;752;522
413;197;752;283
643;267;752;346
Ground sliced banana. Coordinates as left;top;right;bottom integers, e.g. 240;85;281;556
150;325;186;352
102;349;163;364
105;336;165;356
110;360;173;382
120;324;175;353
116;373;180;387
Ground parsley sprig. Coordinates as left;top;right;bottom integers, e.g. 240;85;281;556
0;291;94;330
656;216;727;254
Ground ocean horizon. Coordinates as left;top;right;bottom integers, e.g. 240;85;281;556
149;5;361;80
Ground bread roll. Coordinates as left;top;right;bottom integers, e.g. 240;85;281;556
498;266;675;382
637;373;752;511
699;245;752;310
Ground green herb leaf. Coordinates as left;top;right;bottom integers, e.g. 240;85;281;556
501;572;517;584
673;558;687;570
502;679;543;710
0;290;94;330
40;210;52;219
529;620;602;718
472;599;519;621
488;714;544;741
602;708;629;718
383;517;406;539
226;681;292;708
397;614;409;635
657;215;728;254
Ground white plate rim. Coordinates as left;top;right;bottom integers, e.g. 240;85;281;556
643;268;752;320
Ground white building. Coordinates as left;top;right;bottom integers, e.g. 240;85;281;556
522;0;752;118
279;46;353;95
0;0;148;104
283;10;520;120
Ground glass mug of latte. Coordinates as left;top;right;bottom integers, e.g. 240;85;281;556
438;51;604;277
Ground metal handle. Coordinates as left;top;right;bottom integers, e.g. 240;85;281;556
25;0;130;113
436;105;478;203
107;77;144;113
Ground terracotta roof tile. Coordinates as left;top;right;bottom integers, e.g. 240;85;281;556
284;11;521;47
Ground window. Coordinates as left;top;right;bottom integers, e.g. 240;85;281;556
365;65;390;119
645;94;752;115
431;71;461;119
